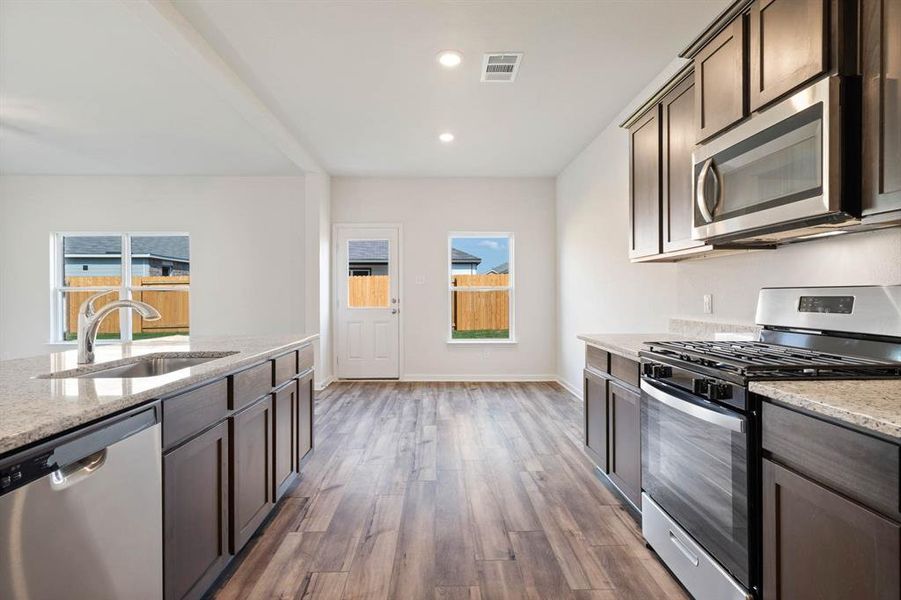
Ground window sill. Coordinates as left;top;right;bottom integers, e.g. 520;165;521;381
446;339;518;345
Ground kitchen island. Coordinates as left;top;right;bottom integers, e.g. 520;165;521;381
0;334;317;600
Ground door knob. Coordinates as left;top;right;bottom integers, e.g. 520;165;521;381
391;308;398;314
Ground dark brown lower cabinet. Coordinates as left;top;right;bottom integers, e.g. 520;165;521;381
297;371;314;462
273;383;296;501
762;458;901;600
230;395;273;554
163;421;229;600
583;369;608;472
608;381;642;508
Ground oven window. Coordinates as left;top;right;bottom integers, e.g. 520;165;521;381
642;387;750;586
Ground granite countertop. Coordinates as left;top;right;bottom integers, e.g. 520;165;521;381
577;333;694;361
750;379;901;441
0;334;317;456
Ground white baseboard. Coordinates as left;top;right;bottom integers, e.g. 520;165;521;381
314;375;336;391
402;373;558;383
556;377;582;400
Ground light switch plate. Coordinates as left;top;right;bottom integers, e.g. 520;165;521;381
703;294;713;314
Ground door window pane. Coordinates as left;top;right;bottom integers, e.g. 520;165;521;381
347;239;390;308
62;235;122;286
450;290;510;340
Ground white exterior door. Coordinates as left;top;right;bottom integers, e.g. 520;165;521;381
335;226;400;379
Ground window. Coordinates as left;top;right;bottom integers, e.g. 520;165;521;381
448;233;514;342
346;239;390;308
52;233;190;343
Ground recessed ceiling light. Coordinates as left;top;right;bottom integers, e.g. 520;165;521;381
439;132;455;143
437;50;462;68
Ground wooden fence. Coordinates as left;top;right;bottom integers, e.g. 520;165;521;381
452;274;509;331
64;276;189;337
346;273;509;331
348;275;390;307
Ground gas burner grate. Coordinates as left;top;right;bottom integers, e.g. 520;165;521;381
645;340;901;379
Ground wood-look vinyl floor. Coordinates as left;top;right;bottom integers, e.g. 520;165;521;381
211;382;688;600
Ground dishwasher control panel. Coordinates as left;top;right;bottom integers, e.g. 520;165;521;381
0;451;54;495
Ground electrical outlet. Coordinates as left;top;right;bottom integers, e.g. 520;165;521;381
703;294;713;314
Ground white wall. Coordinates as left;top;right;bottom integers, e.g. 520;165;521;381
675;229;901;320
331;177;556;380
0;176;308;360
555;122;678;396
304;172;332;387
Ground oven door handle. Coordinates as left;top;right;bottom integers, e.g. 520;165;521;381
641;380;745;433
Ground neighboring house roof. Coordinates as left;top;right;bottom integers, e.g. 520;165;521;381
347;240;389;263
487;262;509;274
64;236;189;262
347;241;482;266
451;248;481;266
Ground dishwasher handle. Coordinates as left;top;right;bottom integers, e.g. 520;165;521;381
51;448;108;488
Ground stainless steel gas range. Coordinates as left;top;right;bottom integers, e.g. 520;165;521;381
638;286;901;600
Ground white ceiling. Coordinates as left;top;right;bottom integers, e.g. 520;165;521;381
0;0;300;175
1;0;729;177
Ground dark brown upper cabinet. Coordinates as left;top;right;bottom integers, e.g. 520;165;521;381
862;0;901;218
628;106;662;259
749;0;827;111
694;17;746;141
661;73;704;252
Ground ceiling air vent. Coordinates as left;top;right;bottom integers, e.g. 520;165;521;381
481;52;523;83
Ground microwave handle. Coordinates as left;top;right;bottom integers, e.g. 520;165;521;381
696;158;718;223
641;380;745;433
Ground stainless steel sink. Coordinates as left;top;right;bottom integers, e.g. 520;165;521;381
39;352;238;379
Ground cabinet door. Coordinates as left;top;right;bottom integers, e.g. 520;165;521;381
629;106;661;259
661;72;703;252
297;371;314;463
695;17;745;141
749;0;827;111
862;0;901;216
230;395;273;554
763;458;901;600
164;422;229;600
583;369;608;472
608;382;641;508
273;383;297;501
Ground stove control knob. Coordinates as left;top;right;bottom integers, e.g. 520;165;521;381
643;364;672;378
705;382;733;401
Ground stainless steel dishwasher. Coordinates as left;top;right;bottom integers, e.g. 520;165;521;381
0;404;162;600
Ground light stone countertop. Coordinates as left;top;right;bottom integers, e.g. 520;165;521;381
577;333;689;361
0;334;317;456
750;379;901;441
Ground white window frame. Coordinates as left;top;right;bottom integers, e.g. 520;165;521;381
50;232;190;344
447;232;516;344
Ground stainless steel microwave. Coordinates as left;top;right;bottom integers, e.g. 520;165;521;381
692;76;860;244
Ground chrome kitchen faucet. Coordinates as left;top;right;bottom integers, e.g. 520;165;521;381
77;290;161;364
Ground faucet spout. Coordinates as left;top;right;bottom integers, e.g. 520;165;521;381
77;291;162;364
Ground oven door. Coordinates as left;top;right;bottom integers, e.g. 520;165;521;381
641;379;751;587
692;76;845;242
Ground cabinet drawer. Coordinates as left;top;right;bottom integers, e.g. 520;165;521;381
162;379;229;450
609;354;640;388
586;345;609;373
298;343;314;374
273;350;298;388
763;402;900;520
230;361;273;411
